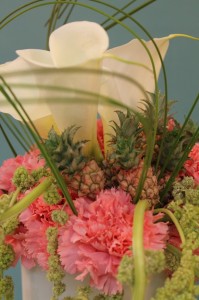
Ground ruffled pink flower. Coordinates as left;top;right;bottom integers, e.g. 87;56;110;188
6;190;71;270
188;143;199;161
5;208;50;270
167;118;175;131
168;225;199;256
184;143;199;184
58;189;168;295
0;148;45;192
97;118;104;155
5;224;36;269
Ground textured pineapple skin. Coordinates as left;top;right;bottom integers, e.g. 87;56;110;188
66;160;105;199
117;162;159;206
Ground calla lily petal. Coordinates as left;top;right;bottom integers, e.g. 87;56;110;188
0;21;109;156
49;21;109;67
99;36;170;149
16;50;54;68
0;57;51;121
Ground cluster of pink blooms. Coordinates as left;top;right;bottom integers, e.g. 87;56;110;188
58;189;168;294
184;143;199;184
1;139;199;294
0;149;169;294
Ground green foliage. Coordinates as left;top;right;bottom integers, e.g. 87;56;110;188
13;166;35;190
46;226;66;300
152;249;198;300
1;217;19;235
0;244;15;271
51;209;68;225
44;126;88;175
0;276;14;300
107;110;141;170
43;183;62;205
117;250;166;287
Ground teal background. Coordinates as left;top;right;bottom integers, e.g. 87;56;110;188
0;1;199;299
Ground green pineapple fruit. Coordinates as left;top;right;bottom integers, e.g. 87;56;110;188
117;160;159;206
67;160;105;199
103;110;143;188
157;119;197;173
44;126;87;175
103;108;159;205
44;126;104;199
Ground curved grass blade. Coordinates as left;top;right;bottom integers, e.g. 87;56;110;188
0;123;17;157
100;0;137;27
160;122;199;201
0;114;31;153
0;76;77;215
103;0;156;31
158;93;199;181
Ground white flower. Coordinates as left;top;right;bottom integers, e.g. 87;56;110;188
0;21;171;155
98;36;170;148
0;21;109;155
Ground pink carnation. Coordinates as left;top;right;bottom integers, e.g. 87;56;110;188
6;192;71;270
58;189;168;295
5;224;36;269
168;225;199;256
167;118;175;131
97;118;104;155
188;143;199;161
184;143;199;184
0;148;45;192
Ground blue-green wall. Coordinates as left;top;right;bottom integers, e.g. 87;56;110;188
0;1;199;299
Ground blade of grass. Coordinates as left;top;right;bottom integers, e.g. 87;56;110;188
0;114;32;152
158;93;199;180
0;77;77;215
160;123;199;200
0;123;17;157
103;0;156;31
101;0;137;26
0;177;53;222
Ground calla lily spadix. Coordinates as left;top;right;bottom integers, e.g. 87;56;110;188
0;20;170;157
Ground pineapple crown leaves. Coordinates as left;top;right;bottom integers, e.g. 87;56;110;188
157;118;198;172
107;110;143;170
109;110;141;141
44;126;88;175
140;92;175;130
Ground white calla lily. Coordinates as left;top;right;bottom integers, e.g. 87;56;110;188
0;21;109;155
98;36;170;148
0;20;171;157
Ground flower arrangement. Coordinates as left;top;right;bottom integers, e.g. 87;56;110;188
0;1;199;300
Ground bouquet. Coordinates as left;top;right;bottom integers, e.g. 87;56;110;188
0;1;199;300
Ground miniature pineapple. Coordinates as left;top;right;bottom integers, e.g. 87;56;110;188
44;126;105;199
103;110;143;188
117;160;159;206
44;126;87;175
103;110;159;205
67;160;105;199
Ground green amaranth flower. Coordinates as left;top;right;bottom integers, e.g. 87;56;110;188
51;210;68;225
43;183;61;205
13;166;35;190
0;276;14;300
0;244;15;270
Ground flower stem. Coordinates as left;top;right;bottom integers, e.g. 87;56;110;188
154;208;186;245
132;199;150;300
0;178;53;222
9;187;21;208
